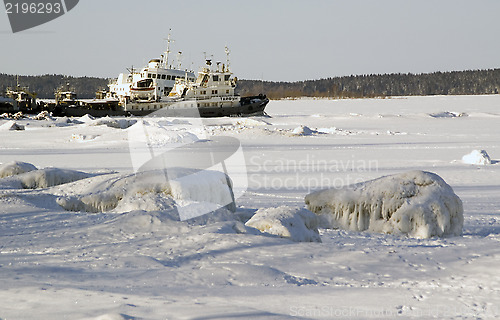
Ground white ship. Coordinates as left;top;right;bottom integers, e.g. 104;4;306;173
61;47;269;118
108;33;196;104
122;47;269;117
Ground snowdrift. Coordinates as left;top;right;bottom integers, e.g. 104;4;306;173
0;167;95;189
87;313;134;320
429;111;468;118
245;206;322;242
56;168;236;221
305;171;464;238
292;125;316;136
0;120;24;131
90;116;137;129
0;161;37;178
462;149;492;165
127;120;199;147
0;161;236;222
21;168;95;189
77;114;95;123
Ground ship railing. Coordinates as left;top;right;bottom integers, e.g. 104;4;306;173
184;94;240;101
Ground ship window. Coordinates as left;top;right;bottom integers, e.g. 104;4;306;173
226;90;229;94
225;75;230;81
147;73;151;78
167;75;171;80
152;74;157;79
212;90;218;95
213;75;219;82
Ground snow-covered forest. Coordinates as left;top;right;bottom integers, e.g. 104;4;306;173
2;68;500;99
238;69;500;99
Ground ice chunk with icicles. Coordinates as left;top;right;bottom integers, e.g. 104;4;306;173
0;161;37;178
18;168;94;189
56;168;236;221
305;171;463;239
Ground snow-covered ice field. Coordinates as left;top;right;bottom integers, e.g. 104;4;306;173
1;95;499;319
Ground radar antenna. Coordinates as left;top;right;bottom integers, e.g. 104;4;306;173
177;51;183;69
126;65;135;74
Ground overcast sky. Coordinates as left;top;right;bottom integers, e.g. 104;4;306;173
1;0;499;81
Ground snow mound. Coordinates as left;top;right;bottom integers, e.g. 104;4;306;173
71;133;99;142
235;118;271;126
91;313;135;320
77;114;96;123
292;125;316;136
113;208;236;234
0;161;37;178
317;127;357;135
91;116;137;129
305;171;464;238
430;111;468;118
54;117;72;126
19;168;94;189
127;120;199;146
245;206;322;242
462;149;492;165
56;168;235;221
0;120;24;131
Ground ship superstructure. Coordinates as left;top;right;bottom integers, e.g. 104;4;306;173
108;32;195;104
60;44;269;118
4;77;37;112
123;47;268;117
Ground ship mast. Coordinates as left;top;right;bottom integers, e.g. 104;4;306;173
163;29;174;69
225;46;231;72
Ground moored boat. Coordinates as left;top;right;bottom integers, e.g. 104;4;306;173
61;47;269;118
3;77;37;113
108;32;196;104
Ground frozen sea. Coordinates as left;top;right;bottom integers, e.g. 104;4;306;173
1;95;499;319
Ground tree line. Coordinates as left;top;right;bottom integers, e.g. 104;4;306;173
236;69;500;99
1;68;500;100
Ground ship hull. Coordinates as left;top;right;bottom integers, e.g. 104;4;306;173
60;95;269;118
